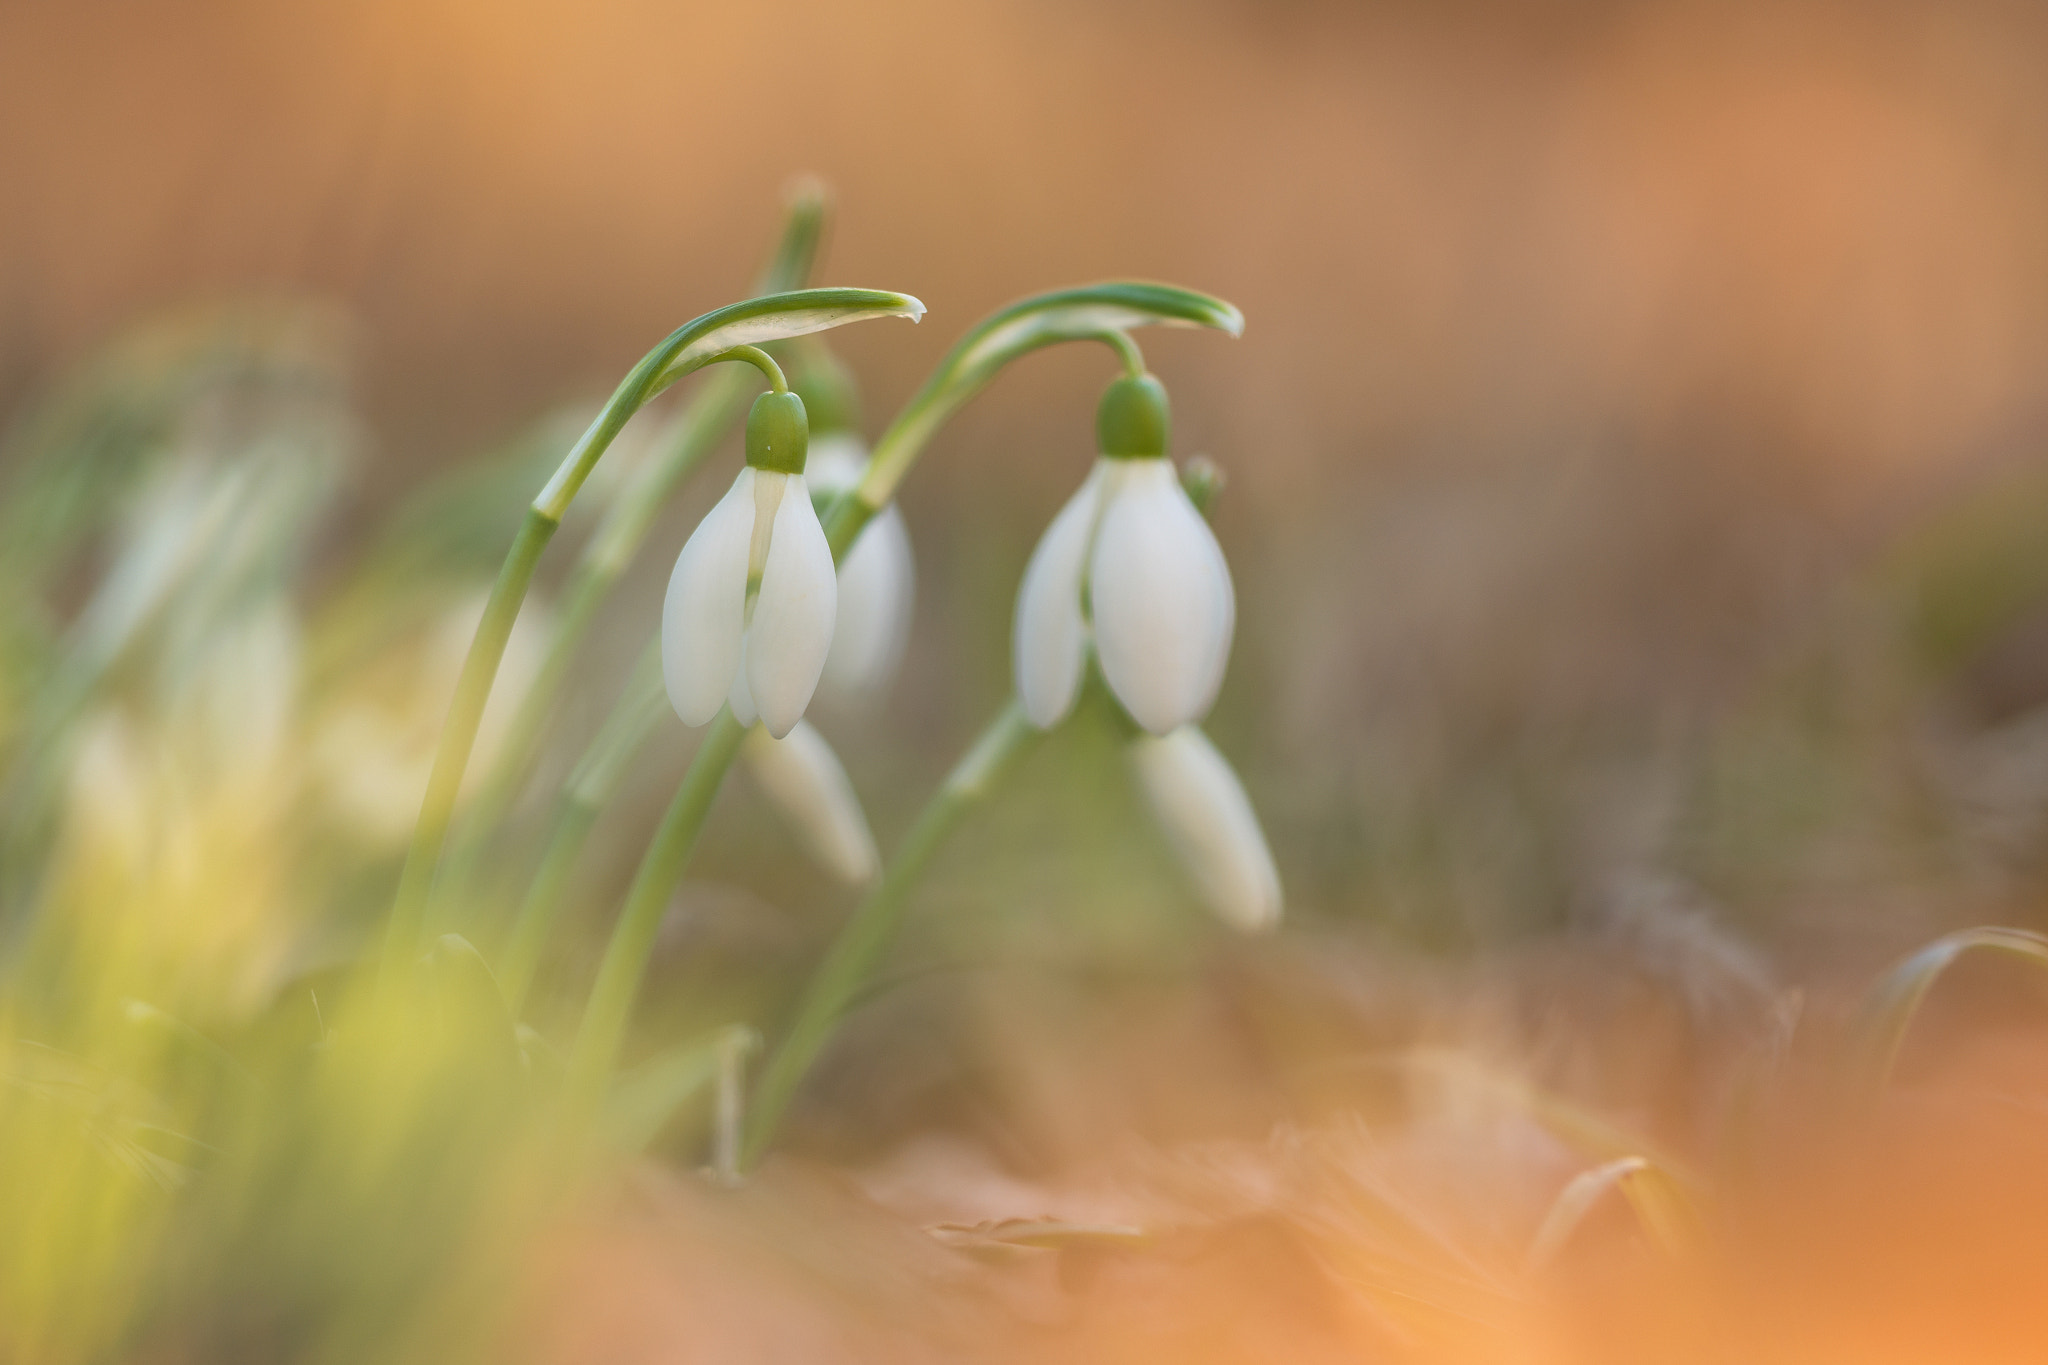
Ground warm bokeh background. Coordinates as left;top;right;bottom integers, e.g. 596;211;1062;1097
10;0;2048;476
10;0;2048;1017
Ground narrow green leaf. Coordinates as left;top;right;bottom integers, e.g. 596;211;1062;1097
1849;926;2048;1093
929;1218;1151;1259
1526;1156;1696;1271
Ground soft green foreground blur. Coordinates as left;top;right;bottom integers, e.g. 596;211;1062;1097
0;308;564;1362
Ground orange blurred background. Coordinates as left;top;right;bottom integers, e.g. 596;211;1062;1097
12;0;2048;946
9;0;2048;490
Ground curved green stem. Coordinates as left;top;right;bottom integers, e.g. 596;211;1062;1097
698;345;787;394
1095;329;1148;380
435;199;830;905
433;366;746;910
824;281;1241;558
565;709;747;1116
533;288;922;524
381;287;923;980
382;505;557;981
741;699;1041;1168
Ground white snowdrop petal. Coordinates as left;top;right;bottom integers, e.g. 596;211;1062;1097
1090;460;1233;733
802;434;869;495
662;469;756;726
1130;726;1281;932
741;721;881;885
745;474;837;739
1185;505;1236;720
823;503;915;700
1012;464;1105;729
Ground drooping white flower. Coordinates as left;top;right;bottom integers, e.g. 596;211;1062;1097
805;434;915;702
1129;726;1281;932
662;392;836;739
740;720;880;885
1012;375;1233;734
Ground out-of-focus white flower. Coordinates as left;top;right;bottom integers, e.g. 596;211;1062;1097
314;589;548;844
663;392;835;739
740;719;880;885
1012;377;1233;734
805;434;915;702
1129;725;1281;933
168;596;301;794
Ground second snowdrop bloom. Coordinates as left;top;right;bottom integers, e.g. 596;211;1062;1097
805;434;915;702
1013;375;1234;734
663;390;836;739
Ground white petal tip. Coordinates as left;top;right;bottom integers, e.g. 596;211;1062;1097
1130;727;1282;935
742;721;881;884
1219;889;1283;935
670;697;723;729
1018;694;1071;731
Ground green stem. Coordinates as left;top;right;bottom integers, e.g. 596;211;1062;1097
565;709;747;1115
698;345;787;394
435;365;749;907
434;194;823;914
497;642;670;1012
741;698;1041;1168
831;281;1243;556
443;349;778;906
383;505;558;982
378;288;919;975
710;1025;761;1185
1097;329;1147;380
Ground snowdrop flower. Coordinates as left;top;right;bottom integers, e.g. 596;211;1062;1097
1013;375;1233;734
740;720;880;884
663;390;836;738
1130;726;1281;932
806;433;915;701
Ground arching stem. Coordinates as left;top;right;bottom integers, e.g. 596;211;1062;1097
379;288;923;983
